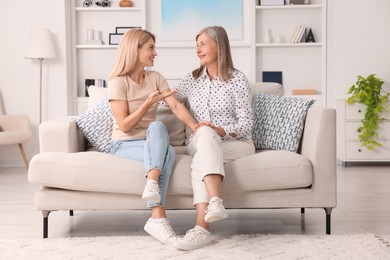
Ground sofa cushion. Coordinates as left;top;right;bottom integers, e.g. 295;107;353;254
156;106;186;146
87;86;108;112
252;93;314;152
223;150;312;193
75;97;113;153
29;150;312;196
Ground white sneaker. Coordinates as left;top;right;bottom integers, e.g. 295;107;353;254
204;197;228;223
174;228;212;250
142;180;160;203
144;218;177;245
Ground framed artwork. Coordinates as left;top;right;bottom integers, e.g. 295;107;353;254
109;33;124;45
115;26;141;34
161;0;243;41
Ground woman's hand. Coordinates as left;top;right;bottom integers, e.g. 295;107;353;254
194;121;226;137
145;90;177;107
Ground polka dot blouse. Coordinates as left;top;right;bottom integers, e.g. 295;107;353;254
176;69;253;142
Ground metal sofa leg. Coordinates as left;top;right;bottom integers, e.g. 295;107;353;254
69;210;74;216
42;211;51;239
324;208;332;235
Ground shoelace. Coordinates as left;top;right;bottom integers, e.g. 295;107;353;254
183;229;203;242
161;222;176;238
147;181;158;192
204;198;222;214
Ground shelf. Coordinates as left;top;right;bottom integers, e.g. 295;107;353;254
256;4;322;10
75;7;142;11
256;43;322;47
76;45;118;49
157;41;251;48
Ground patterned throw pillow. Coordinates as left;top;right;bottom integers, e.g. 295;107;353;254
74;96;113;153
252;92;314;152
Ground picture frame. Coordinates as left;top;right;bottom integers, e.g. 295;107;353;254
109;33;124;45
161;0;243;41
115;26;141;34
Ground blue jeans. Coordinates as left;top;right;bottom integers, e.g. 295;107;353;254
111;121;175;208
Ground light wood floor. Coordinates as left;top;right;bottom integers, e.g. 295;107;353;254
0;165;389;239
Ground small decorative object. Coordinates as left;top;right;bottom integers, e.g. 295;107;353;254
304;0;310;4
83;0;93;7
119;0;133;7
274;34;282;43
84;29;103;45
95;0;111;7
264;29;272;43
347;74;390;150
83;0;112;7
87;28;94;41
305;28;315;42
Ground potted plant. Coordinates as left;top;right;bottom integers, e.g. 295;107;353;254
347;74;390;150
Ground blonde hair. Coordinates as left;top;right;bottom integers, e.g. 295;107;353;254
192;26;235;82
107;29;155;82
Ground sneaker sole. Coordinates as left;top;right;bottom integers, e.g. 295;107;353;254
174;238;212;250
141;195;160;203
144;223;176;246
204;213;228;223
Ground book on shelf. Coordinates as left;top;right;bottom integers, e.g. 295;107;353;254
291;26;306;43
260;0;285;6
292;89;317;95
291;26;301;43
85;79;106;97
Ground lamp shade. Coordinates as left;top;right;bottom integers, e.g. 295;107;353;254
25;28;56;59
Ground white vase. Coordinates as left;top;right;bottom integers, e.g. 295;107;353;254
264;29;272;43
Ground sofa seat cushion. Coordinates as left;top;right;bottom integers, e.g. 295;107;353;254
222;150;312;194
28;152;194;196
29;150;312;197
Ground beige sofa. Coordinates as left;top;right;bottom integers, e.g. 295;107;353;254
28;83;337;238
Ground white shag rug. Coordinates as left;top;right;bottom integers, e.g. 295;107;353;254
0;234;389;260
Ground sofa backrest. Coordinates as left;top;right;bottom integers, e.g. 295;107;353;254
250;82;283;98
86;82;283;146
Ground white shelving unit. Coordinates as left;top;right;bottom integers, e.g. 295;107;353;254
252;0;327;106
69;0;146;114
69;0;327;114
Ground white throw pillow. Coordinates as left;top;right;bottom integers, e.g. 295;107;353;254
252;92;314;152
87;86;108;111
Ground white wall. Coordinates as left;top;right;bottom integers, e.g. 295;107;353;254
1;0;390;166
327;0;390;107
0;0;70;167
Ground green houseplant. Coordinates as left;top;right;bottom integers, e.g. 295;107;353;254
347;74;390;150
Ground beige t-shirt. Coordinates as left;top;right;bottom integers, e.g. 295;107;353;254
107;71;169;140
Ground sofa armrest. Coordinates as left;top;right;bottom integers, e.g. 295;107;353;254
300;107;337;206
39;116;86;153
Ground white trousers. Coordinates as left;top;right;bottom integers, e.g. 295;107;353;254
186;126;255;204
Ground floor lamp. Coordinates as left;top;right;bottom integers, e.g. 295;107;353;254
25;28;56;124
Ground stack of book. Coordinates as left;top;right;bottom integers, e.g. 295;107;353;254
291;26;306;43
85;78;106;97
